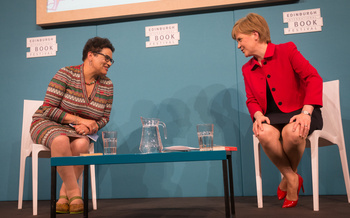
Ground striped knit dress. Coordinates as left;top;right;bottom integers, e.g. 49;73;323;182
30;64;113;148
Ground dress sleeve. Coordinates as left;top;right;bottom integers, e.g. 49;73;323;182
36;68;70;123
96;84;113;129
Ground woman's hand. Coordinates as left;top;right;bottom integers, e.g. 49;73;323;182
289;113;311;138
77;118;98;134
74;124;90;136
253;113;270;137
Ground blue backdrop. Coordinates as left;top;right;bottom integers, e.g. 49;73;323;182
1;0;349;201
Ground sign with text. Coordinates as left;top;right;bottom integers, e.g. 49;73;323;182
145;23;180;48
26;35;58;58
283;8;323;35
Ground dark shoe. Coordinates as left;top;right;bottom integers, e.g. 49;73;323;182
56;195;69;214
69;196;84;214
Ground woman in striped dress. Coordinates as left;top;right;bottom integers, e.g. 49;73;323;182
30;37;115;214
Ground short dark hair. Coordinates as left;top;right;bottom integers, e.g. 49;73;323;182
82;37;115;61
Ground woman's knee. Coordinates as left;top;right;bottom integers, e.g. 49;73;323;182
282;124;304;145
257;124;280;145
71;138;90;155
51;135;71;156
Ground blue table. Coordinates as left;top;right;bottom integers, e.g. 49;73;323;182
50;150;235;218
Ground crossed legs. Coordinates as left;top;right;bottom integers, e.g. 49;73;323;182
50;135;90;205
257;123;306;201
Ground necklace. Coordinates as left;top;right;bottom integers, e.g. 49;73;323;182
85;80;96;85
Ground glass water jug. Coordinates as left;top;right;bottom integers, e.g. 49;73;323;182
139;117;167;153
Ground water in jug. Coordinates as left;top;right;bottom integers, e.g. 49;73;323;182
139;117;167;153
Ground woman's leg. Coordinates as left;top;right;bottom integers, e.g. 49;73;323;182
281;123;307;201
51;136;89;204
51;135;81;204
70;137;90;178
69;137;90;205
281;123;306;171
257;124;297;195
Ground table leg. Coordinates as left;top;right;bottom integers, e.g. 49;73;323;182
228;154;235;216
51;166;57;218
84;165;89;218
222;159;231;218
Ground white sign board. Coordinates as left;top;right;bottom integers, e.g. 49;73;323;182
145;23;180;48
26;35;58;58
283;8;323;35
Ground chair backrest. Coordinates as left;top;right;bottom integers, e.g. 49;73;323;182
21;100;44;155
316;80;344;146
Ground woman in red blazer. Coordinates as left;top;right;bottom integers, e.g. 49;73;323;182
232;13;323;208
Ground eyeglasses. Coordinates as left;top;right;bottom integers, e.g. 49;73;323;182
94;52;115;65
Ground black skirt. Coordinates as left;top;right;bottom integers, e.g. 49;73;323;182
265;81;323;135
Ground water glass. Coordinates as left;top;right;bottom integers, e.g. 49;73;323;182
197;124;214;151
102;131;117;155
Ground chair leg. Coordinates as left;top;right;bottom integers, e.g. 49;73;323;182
338;142;350;203
18;154;27;209
78;173;83;191
88;143;97;210
310;141;319;211
78;165;97;210
32;151;39;216
90;164;97;210
253;136;263;208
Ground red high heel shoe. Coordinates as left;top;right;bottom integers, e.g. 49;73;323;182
277;186;287;200
282;174;304;208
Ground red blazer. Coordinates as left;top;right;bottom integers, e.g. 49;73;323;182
242;42;323;121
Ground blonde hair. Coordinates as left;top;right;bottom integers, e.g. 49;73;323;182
232;13;271;43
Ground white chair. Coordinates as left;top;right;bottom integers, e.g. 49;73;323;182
253;80;350;211
18;99;97;215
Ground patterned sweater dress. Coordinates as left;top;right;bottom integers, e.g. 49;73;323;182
30;64;114;148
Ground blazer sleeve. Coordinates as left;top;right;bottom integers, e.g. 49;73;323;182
287;42;323;107
243;68;264;121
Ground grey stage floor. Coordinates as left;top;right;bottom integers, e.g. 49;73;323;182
3;195;350;218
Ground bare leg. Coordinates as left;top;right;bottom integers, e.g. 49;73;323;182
257;124;298;198
70;137;90;181
281;123;306;201
51;136;89;205
281;123;306;171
